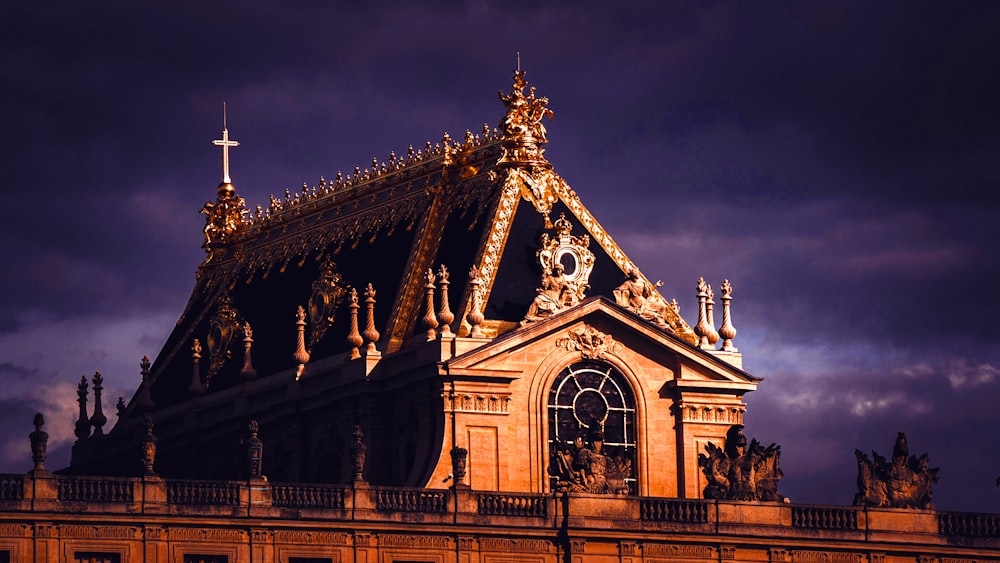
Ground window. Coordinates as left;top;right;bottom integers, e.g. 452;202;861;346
547;361;637;493
74;554;120;563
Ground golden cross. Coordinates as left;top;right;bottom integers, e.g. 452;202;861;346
212;102;239;184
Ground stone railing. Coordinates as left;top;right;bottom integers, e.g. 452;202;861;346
938;511;1000;537
374;486;448;513
272;483;347;509
57;476;134;503
792;505;860;530
0;474;24;500
640;498;710;523
166;479;241;506
0;471;996;548
476;492;548;517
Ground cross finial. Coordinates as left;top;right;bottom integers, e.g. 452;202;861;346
212;102;239;184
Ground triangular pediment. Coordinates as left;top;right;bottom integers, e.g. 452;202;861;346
445;296;757;392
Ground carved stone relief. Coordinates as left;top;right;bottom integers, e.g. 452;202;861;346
556;325;619;360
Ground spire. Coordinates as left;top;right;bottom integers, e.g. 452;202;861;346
212;102;239;186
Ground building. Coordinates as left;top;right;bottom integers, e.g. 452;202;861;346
0;70;996;563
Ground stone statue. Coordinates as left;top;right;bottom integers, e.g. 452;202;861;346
29;413;48;472
521;264;571;325
141;415;158;477
245;420;264;480
549;425;631;495
613;269;670;329
698;425;784;502
350;424;367;482
854;432;939;509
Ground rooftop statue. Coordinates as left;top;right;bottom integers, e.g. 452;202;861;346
698;424;784;502
613;269;671;330
854;432;939;509
498;69;553;164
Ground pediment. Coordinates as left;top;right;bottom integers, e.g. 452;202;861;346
444;297;758;392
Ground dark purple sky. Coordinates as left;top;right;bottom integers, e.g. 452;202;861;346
2;2;999;512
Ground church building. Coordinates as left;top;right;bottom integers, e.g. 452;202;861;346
0;70;995;563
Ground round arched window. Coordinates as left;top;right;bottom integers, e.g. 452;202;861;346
547;361;637;494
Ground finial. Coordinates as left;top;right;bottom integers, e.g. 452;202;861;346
74;375;91;441
705;283;720;346
437;265;454;336
516;51;521;72
293;305;310;380
362;283;380;354
138;355;154;411
29;412;48;472
694;277;709;348
89;371;107;436
346;288;363;360
212;102;239;185
240;321;257;381
467;266;486;337
423;269;439;341
719;280;738;352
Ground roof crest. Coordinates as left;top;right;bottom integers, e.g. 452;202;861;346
244;126;500;230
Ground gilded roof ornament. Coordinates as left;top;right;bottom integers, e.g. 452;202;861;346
536;213;594;306
201;104;247;256
493;68;562;226
308;256;346;350
206;291;241;386
498;69;553;166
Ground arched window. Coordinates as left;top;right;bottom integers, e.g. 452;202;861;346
547;361;637;493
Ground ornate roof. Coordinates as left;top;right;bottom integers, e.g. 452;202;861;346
133;70;698;414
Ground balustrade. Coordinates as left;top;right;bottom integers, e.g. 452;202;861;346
791;505;859;529
272;483;347;509
166;479;240;506
57;476;133;503
374;486;447;513
639;498;709;523
938;511;1000;537
476;492;547;517
0;474;23;500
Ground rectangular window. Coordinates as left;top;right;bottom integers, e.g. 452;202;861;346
0;551;9;563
